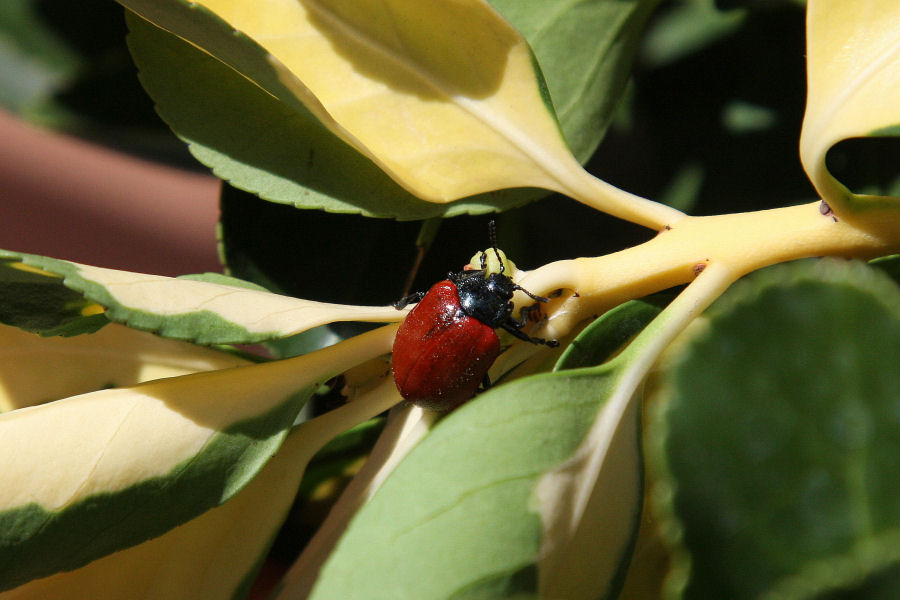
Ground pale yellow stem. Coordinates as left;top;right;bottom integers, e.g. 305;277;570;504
521;201;900;337
553;167;688;231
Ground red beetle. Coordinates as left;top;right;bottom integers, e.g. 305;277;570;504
392;228;557;411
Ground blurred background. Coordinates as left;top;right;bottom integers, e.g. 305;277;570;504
1;0;221;276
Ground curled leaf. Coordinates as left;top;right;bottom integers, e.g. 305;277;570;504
800;0;900;213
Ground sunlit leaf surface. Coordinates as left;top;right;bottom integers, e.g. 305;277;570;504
0;325;393;590
2;251;399;345
0;323;248;412
121;0;681;227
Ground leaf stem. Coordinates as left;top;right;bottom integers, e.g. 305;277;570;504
285;376;400;463
521;201;900;338
555;168;688;231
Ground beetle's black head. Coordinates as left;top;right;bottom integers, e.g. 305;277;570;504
450;270;515;328
445;221;555;345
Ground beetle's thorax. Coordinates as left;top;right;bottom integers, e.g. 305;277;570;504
450;270;515;328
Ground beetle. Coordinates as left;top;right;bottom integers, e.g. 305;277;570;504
391;224;557;411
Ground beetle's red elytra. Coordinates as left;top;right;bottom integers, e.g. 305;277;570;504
392;280;499;411
391;223;557;411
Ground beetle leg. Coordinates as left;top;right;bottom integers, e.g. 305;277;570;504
510;303;543;328
501;321;559;347
481;373;492;390
392;291;426;310
512;284;549;303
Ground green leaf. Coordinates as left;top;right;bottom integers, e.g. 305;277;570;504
0;258;108;337
136;0;583;204
869;254;900;287
491;0;664;162
649;259;900;599
5;402;394;599
1;250;398;345
307;375;605;599
2;333;399;597
640;0;745;68
555;295;670;370
307;300;663;599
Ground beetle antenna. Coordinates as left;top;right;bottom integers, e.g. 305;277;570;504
487;220;504;274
